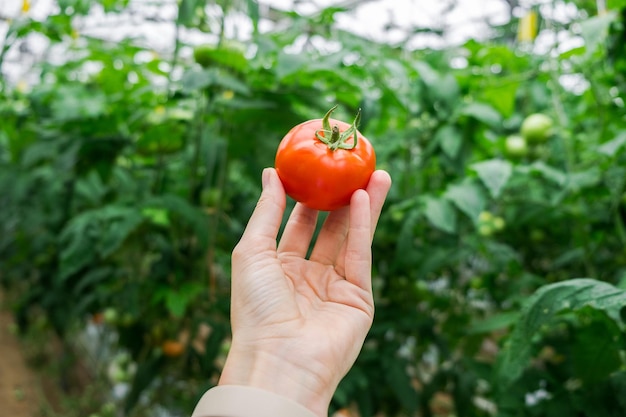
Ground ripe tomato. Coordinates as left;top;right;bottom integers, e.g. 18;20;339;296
275;106;376;211
162;340;185;358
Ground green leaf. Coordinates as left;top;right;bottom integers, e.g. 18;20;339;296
459;102;502;128
143;195;209;250
383;356;419;413
468;311;520;334
527;161;567;186
199;43;249;73
414;61;460;107
436;125;463;159
496;278;626;387
246;0;260;32
445;180;487;222
213;72;251;95
608;0;626;8
141;208;170;227
472;159;513;199
177;0;200;26
580;12;617;58
597;131;626;155
276;51;308;79
98;206;144;258
552;247;585;268
124;355;165;414
480;79;520;118
572;313;622;383
58;215;98;280
604;166;626;199
165;282;204;318
51;85;107;121
423;196;457;234
414;61;440;88
180;68;217;93
58;206;144;280
568;167;601;192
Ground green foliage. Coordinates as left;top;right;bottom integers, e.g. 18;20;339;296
1;0;626;416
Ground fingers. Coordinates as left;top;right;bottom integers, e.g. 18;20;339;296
277;203;318;257
343;189;372;292
236;168;286;253
366;170;392;242
308;205;350;264
311;170;392;265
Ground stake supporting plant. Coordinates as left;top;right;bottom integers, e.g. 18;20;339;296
315;105;362;151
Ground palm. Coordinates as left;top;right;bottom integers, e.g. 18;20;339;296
223;168;391;415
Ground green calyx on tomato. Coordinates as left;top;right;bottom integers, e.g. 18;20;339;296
314;105;361;151
275;106;376;211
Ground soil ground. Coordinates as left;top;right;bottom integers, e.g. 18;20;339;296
0;296;41;417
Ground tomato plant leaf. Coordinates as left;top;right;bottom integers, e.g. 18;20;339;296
181;68;217;92
98;207;144;258
143;195;210;250
58;215;98;280
424;196;457;234
177;0;201;26
496;278;626;387
415;61;460;109
383;356;419;413
459;102;502;128
567;167;601;192
165;283;204;318
571;312;622;383
580;12;617;58
51;85;107;121
436;124;463;159
276;51;308;79
597;131;626;156
468;311;520;334
471;159;513;199
525;161;567;186
124;355;165;414
480;79;520;118
445;180;487;222
607;0;626;8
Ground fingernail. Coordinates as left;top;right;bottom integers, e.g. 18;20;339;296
262;168;271;189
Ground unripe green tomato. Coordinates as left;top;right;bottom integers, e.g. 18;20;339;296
478;211;493;223
521;113;553;143
504;135;528;158
478;224;493;237
103;308;118;325
492;217;505;231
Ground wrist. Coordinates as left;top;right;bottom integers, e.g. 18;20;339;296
218;343;334;417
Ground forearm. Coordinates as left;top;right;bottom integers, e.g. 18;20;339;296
191;385;317;417
217;345;334;417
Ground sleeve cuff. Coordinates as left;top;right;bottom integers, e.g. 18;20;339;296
191;385;318;417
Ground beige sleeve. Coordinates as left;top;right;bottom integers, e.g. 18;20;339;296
191;385;318;417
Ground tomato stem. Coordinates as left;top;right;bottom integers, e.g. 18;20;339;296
315;105;362;151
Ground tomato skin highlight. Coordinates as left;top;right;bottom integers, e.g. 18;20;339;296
275;117;376;211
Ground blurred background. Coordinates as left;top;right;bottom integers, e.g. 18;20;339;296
1;0;626;416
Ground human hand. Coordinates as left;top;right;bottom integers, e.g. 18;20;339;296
218;167;391;417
